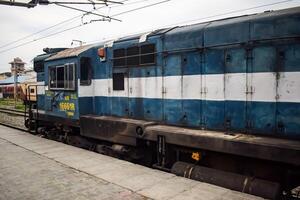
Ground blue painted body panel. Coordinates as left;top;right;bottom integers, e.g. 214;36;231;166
37;95;45;110
37;72;45;110
35;7;300;139
81;96;300;138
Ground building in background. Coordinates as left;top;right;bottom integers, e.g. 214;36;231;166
23;69;36;82
9;57;26;75
0;58;37;105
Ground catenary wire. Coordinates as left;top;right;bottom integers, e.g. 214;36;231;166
86;0;297;44
0;0;132;49
0;0;170;54
0;0;157;50
0;0;296;54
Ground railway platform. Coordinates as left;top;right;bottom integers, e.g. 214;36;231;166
0;125;262;200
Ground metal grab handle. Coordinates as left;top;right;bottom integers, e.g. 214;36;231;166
246;86;255;94
200;87;208;94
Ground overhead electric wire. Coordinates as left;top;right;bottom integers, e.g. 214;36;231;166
0;0;170;54
0;24;83;54
47;1;115;5
47;0;123;5
0;16;78;49
0;0;131;50
111;0;170;17
166;0;295;27
0;0;297;54
54;3;122;21
0;0;154;50
107;0;157;8
87;0;297;44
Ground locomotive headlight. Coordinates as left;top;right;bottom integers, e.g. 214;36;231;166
98;47;106;62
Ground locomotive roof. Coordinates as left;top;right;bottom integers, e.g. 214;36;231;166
46;44;93;61
34;53;53;62
114;6;300;43
43;6;300;61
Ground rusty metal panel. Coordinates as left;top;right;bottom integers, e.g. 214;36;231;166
46;45;93;61
80;115;155;146
143;124;300;166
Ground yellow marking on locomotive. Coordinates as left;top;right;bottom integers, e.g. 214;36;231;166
69;103;75;111
191;152;201;161
59;102;75;111
45;90;54;96
64;96;70;101
70;94;77;99
66;112;74;117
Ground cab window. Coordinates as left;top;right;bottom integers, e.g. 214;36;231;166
49;63;75;90
80;57;92;85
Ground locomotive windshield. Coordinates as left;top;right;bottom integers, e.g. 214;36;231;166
49;63;75;90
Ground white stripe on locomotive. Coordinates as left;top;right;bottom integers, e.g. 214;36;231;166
78;72;300;103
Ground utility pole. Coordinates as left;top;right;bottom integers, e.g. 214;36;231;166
13;63;17;108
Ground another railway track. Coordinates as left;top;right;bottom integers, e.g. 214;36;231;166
0;107;28;131
0;121;28;132
0;107;27;117
0;109;299;200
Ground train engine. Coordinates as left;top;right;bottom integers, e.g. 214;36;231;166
30;7;300;199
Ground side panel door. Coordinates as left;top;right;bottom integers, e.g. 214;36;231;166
182;52;202;127
249;46;277;135
110;67;129;117
163;54;182;125
128;68;144;119
277;44;300;137
128;66;163;120
202;50;225;131
144;66;163;121
224;48;247;132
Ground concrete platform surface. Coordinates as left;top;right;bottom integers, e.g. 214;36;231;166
0;125;263;200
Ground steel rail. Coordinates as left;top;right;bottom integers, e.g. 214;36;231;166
0;107;27;117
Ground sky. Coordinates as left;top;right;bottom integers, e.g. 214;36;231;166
0;0;299;72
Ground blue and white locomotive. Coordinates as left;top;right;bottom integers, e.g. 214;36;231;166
31;7;300;199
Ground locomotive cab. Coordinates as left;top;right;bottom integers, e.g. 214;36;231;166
37;45;95;127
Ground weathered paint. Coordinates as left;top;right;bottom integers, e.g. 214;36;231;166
35;7;300;138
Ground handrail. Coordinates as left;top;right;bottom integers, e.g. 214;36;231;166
27;84;39;133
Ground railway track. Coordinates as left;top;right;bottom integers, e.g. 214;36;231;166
0;107;28;131
0;107;27;117
0;109;299;200
0;121;28;132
